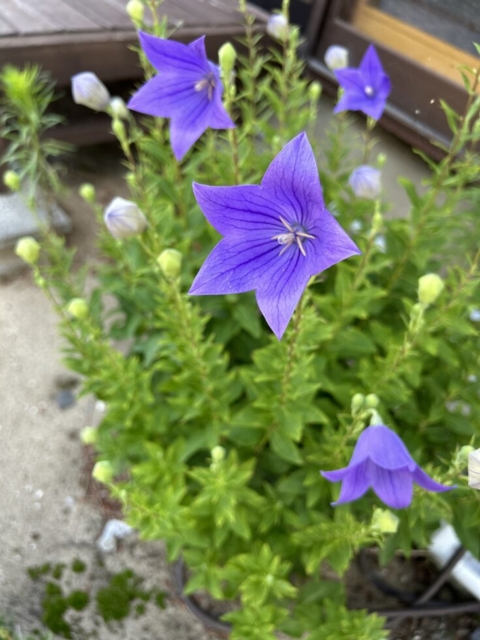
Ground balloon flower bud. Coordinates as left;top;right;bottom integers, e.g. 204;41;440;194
266;14;289;41
211;446;226;462
218;42;237;82
104;197;148;239
349;165;382;199
308;81;322;101
92;461;114;484
15;236;40;264
3;169;21;192
80;426;98;445
324;45;349;71
372;508;399;534
79;183;96;204
418;273;444;306
71;72;110;111
126;0;144;23
66;298;89;320
109;96;129;120
112;117;126;140
365;394;379;409
157;248;182;279
351;393;365;414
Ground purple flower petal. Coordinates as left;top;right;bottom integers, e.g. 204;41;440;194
372;466;413;509
330;462;371;506
129;33;235;159
350;425;416;471
190;132;359;338
138;31;208;75
261;132;323;227
412;467;454;494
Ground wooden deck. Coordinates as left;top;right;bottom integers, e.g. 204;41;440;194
0;0;265;86
0;0;267;146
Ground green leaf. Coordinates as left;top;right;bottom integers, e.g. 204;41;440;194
270;431;304;465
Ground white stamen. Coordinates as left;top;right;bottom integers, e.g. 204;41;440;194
271;217;315;256
364;85;374;97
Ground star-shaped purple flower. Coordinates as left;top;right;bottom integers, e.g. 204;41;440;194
334;45;391;121
189;133;360;339
128;32;235;160
321;425;454;509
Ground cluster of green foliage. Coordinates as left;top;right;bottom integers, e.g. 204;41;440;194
2;0;480;637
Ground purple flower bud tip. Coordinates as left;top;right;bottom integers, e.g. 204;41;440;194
189;132;360;339
334;44;391;121
128;32;235;161
349;165;381;199
71;72;111;111
321;425;454;509
104;197;148;239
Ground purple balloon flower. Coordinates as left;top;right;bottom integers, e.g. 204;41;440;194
334;45;391;121
128;32;235;160
321;425;454;509
189;132;360;339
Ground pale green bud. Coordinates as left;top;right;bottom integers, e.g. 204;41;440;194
369;409;383;426
15;236;40;264
109;96;129;120
456;444;474;466
377;152;387;168
365;394;379;409
126;0;144;23
157;249;182;279
112;118;126;140
79;183;96;203
418;273;444;306
351;393;365;413
66;298;89;320
92;460;114;484
211;446;226;462
125;172;137;189
372;508;399;534
3;169;21;191
308;81;322;102
80;426;98;445
219;42;236;81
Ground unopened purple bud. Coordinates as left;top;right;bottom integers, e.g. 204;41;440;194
71;72;110;111
266;14;288;41
349;165;381;199
324;45;349;71
104;197;148;239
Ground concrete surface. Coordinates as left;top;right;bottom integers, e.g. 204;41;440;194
0;103;432;637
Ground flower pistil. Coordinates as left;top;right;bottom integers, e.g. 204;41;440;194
194;72;216;100
272;216;315;257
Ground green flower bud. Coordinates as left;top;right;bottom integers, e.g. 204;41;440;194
66;298;89;320
92;460;114;484
211;446;226;462
109;96;129;120
372;508;399;534
157;249;182;279
456;444;474;466
376;152;387;168
418;273;444;306
126;0;144;23
219;42;236;81
365;394;379;409
351;393;365;414
15;236;40;264
112;118;126;140
308;81;322;101
3;169;21;191
79;183;96;203
80;426;98;445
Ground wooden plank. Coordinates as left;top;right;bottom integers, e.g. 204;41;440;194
171;0;241;26
21;0;100;32
0;0;61;34
61;0;132;29
0;16;16;36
